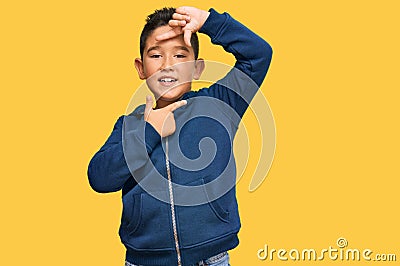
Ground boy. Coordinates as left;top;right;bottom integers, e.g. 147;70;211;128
88;6;272;266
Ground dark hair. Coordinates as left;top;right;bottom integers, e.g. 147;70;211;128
140;7;199;59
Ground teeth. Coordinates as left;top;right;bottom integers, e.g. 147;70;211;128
160;78;176;82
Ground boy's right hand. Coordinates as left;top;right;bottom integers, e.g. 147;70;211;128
144;96;187;137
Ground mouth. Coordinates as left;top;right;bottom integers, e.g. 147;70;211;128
158;76;178;87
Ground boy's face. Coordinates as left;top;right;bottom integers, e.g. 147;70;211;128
135;25;204;106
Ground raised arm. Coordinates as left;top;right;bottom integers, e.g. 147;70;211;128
199;8;273;117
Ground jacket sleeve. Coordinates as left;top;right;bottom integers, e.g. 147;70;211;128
87;115;161;193
198;8;273;118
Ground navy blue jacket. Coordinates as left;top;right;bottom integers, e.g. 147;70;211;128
88;8;272;266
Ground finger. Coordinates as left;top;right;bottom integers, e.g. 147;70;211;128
144;95;153;118
172;13;191;22
155;28;181;41
175;6;189;15
168;19;187;27
183;30;192;47
168;99;187;112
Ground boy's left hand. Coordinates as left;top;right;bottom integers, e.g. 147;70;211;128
155;6;210;47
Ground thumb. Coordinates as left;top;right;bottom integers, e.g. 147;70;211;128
144;95;154;118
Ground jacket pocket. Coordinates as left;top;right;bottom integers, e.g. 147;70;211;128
177;178;233;248
121;192;140;234
125;193;142;233
209;195;230;223
124;191;174;250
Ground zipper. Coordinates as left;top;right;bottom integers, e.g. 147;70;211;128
165;137;182;266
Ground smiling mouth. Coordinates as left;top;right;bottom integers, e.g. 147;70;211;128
158;77;178;86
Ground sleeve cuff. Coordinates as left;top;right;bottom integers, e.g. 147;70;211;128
199;8;229;39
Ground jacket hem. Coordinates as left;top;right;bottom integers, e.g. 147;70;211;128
125;233;239;266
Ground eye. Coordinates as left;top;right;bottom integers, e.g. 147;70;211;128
175;54;186;58
150;54;161;58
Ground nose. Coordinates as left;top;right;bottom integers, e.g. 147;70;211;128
160;56;174;71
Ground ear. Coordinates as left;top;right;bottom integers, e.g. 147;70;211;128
193;58;205;80
134;58;146;80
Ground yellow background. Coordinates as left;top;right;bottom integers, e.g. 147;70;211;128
1;0;399;265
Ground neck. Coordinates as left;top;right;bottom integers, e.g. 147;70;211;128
155;93;187;109
155;99;172;109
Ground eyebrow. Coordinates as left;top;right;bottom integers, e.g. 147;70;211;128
146;46;161;54
174;46;190;52
146;45;190;54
